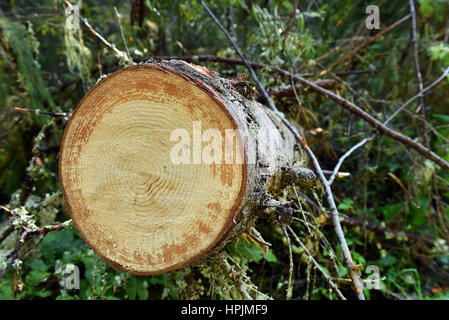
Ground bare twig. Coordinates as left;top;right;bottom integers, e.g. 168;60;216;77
328;136;375;185
218;253;272;300
287;225;347;300
114;7;131;60
256;80;339;103
200;0;366;299
287;70;449;170
14;107;68;118
384;67;449;125
0;205;15;216
322;170;351;178
0;204;70;277
281;223;294;300
409;0;425;113
320;14;411;76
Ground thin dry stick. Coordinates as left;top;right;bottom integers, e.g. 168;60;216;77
200;0;366;299
281;223;294;300
409;0;425;113
0;220;68;277
256;80;339;103
384;67;449;125
287;225;346;300
287;70;449;170
328;136;375;185
322;170;350;178
222;252;272;299
14;107;68;118
295;37;352;73
114;7;131;60
319;14;411;76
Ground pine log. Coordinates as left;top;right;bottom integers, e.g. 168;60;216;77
59;60;309;275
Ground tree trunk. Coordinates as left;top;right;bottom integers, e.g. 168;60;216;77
59;60;311;275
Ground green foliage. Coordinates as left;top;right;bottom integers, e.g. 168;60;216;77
418;0;449;21
429;43;449;66
337;198;354;212
228;237;278;263
0;18;55;112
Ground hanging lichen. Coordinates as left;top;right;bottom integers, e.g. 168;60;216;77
63;0;93;91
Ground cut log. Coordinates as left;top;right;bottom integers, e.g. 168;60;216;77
59;60;307;275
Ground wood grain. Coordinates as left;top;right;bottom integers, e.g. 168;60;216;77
59;64;246;274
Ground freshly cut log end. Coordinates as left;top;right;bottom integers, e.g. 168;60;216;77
60;60;304;275
59;64;247;275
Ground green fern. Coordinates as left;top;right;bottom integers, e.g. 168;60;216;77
0;18;55;111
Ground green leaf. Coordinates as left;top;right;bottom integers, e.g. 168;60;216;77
26;270;51;286
236;240;265;263
28;259;49;272
0;278;14;300
137;278;149;300
125;276;137;300
382;203;402;221
34;288;52;298
337;198;354;211
351;250;366;266
432;114;449;124
264;249;278;262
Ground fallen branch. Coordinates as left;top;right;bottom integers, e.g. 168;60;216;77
256;80;339;103
281;223;294;300
159;54;449;170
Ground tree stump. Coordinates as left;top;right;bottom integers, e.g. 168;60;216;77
59;60;310;275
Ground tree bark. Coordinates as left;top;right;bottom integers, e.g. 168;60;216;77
59;60;309;275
